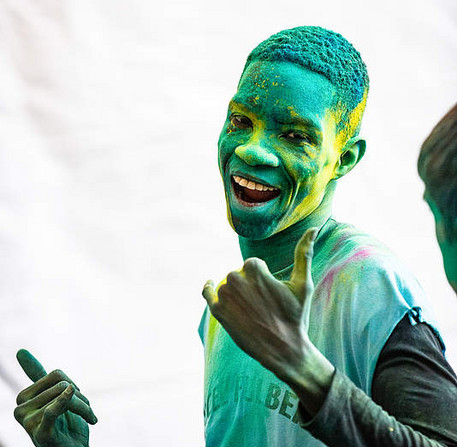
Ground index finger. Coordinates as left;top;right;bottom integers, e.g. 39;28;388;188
16;349;47;383
289;227;318;289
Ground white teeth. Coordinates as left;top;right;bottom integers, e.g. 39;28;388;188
233;175;277;192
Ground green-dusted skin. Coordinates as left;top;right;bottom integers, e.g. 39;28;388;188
218;60;365;242
14;349;97;447
418;102;457;295
424;195;457;293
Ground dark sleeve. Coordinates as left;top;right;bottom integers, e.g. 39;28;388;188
297;315;457;446
371;315;457;445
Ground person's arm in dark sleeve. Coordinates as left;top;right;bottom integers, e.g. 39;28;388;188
371;315;457;444
297;314;457;446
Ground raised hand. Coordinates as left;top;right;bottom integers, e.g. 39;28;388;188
202;228;335;416
202;227;318;381
14;349;97;447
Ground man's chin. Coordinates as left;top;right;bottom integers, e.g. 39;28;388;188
225;190;285;240
230;216;278;240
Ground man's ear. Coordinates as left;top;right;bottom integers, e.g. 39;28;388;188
333;137;366;179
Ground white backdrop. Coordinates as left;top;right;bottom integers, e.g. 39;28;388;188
0;0;456;445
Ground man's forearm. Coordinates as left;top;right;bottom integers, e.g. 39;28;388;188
279;313;457;447
295;369;451;447
282;337;454;447
279;338;335;418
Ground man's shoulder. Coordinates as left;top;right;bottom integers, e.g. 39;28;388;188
310;219;441;393
316;218;406;277
314;218;432;327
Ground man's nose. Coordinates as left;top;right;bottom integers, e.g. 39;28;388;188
234;143;280;167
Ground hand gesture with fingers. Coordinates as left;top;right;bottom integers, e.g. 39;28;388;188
202;228;334;415
14;349;97;447
202;228;318;380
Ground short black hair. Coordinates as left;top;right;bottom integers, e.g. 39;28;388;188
418;103;457;239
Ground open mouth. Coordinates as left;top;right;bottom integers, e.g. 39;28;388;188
231;175;280;204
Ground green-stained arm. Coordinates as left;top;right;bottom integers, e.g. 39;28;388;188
14;349;97;447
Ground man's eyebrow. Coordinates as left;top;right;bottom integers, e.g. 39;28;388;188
228;99;252;114
229;100;321;131
273;115;322;133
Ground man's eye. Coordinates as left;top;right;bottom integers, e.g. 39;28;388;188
283;131;312;144
230;114;253;130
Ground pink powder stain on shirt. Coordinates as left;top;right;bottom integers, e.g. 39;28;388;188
318;247;375;304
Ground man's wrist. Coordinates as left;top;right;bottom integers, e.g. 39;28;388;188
281;339;335;417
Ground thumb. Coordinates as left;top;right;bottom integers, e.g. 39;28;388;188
289;227;318;298
16;349;47;383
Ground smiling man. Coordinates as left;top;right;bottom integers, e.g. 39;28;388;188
222;63;352;240
200;27;457;446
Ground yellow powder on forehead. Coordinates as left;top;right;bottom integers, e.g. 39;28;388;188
287;106;299;117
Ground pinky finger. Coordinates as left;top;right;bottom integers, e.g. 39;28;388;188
202;280;218;307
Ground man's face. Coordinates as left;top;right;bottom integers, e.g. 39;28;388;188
218;60;344;240
424;193;457;294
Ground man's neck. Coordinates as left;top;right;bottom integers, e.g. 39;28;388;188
238;197;333;275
